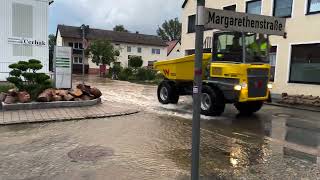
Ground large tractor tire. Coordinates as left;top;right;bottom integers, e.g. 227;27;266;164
157;81;179;104
234;101;264;115
200;85;225;116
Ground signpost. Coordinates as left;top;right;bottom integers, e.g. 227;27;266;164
54;46;72;89
191;0;205;180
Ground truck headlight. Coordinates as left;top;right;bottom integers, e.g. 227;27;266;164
234;85;242;91
241;82;247;89
267;83;273;89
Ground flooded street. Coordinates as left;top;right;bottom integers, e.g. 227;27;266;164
0;75;319;180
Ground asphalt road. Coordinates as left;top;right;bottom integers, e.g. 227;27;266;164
0;76;319;180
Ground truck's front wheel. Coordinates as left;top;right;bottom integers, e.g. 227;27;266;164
234;101;264;115
157;81;179;104
200;85;225;116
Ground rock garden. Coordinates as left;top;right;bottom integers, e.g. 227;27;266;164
0;59;102;106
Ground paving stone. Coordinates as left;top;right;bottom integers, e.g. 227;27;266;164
0;112;4;124
0;102;139;125
3;111;12;124
18;110;28;122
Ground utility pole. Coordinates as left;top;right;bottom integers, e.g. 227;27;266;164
191;0;205;180
80;24;87;84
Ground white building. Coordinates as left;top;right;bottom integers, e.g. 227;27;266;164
0;0;51;81
56;25;167;74
181;0;320;96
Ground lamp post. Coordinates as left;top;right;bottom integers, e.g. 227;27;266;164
191;0;205;180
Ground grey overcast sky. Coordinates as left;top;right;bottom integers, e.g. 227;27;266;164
49;0;184;35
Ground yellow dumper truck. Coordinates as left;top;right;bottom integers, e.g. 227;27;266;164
154;32;273;116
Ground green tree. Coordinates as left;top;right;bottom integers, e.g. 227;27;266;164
128;56;143;69
157;18;181;41
113;25;129;32
7;59;52;99
48;34;56;51
88;40;120;66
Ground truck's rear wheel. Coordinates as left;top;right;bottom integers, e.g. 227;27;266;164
157;81;179;104
200;85;225;116
234;101;264;115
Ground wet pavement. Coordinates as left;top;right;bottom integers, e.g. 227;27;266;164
0;75;319;180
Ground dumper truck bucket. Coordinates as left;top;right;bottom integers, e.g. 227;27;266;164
154;53;212;81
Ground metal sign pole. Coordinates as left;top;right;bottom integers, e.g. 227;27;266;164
242;32;246;63
191;0;205;180
81;24;86;85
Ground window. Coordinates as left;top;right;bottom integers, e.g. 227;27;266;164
273;0;293;17
289;43;320;84
246;0;262;15
73;57;83;64
12;3;33;56
269;46;277;81
69;42;83;49
223;4;236;11
73;42;83;49
152;48;161;54
137;47;142;53
187;15;196;33
127;46;132;52
307;0;320;14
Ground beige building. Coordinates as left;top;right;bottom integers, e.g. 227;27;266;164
56;25;167;74
181;0;320;96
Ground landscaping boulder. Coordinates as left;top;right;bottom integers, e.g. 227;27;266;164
4;95;17;104
56;90;68;97
77;84;91;95
70;88;83;97
37;89;54;102
0;92;7;102
17;91;31;103
52;95;63;102
8;89;18;96
90;87;102;98
81;95;94;101
64;94;75;101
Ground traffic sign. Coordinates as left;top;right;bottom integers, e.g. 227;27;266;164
83;38;89;50
204;8;286;36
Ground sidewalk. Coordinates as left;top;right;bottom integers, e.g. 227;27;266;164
0;102;139;125
266;94;320;113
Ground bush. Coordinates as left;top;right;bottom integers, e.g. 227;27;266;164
128;56;143;69
0;83;15;93
109;63;123;79
7;59;52;99
135;68;156;81
119;67;133;81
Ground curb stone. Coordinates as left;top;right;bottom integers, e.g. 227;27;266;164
0;108;140;125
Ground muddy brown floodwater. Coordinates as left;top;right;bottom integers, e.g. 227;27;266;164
0;75;319;180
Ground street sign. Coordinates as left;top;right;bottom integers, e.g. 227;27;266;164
54;46;72;89
204;8;286;36
83;38;89;50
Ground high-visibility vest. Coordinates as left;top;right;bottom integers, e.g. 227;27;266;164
249;41;267;55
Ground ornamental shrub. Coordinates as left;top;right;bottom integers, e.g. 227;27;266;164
7;59;52;99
